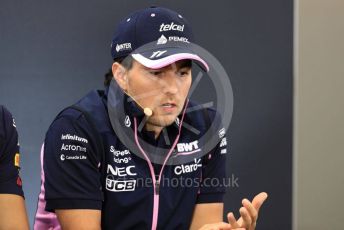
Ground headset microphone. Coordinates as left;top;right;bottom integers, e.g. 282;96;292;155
114;71;153;117
124;91;153;117
143;107;153;117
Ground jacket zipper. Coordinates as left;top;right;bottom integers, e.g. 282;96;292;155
133;99;189;230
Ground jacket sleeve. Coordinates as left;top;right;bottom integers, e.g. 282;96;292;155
196;110;228;204
0;106;24;196
43;109;103;211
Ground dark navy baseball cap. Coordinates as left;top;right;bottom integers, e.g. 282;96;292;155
110;6;209;71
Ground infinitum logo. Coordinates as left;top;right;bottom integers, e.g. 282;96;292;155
61;134;88;144
159;22;184;32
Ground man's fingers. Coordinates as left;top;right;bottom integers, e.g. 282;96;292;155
239;207;252;228
227;212;240;229
251;192;268;212
242;199;258;223
211;222;232;230
224;192;267;230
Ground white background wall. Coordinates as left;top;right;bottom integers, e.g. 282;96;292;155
294;0;344;229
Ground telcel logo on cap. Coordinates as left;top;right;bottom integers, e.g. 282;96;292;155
159;22;184;32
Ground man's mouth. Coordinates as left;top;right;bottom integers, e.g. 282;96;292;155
160;102;177;113
161;103;176;108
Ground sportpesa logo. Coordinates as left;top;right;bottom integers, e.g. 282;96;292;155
110;146;132;164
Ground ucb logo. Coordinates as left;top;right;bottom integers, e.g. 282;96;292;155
106;178;136;192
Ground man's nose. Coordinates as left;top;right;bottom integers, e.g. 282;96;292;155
161;71;179;95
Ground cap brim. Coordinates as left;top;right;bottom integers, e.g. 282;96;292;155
131;47;209;72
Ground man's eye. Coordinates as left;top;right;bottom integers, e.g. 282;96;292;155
178;70;189;77
149;71;163;76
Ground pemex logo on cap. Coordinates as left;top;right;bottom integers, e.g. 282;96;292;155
157;35;168;45
157;34;190;45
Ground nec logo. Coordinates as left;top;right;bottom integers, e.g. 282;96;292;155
159;22;184;32
107;164;137;177
177;140;199;152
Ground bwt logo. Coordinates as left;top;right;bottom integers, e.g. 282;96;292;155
177;140;199;152
107;164;137;177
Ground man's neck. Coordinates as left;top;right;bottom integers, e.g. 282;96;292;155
144;123;163;139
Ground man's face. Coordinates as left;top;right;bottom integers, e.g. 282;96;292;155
125;59;192;128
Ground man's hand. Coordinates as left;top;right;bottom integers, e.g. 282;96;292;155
56;209;101;230
0;194;29;230
198;222;245;230
196;192;268;230
226;192;268;230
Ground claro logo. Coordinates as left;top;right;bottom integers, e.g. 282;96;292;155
174;158;202;175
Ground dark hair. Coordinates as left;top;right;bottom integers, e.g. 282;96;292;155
104;56;134;86
104;57;193;86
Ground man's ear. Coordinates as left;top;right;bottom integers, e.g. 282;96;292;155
112;62;128;91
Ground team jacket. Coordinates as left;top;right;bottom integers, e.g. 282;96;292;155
0;105;23;196
34;86;228;230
